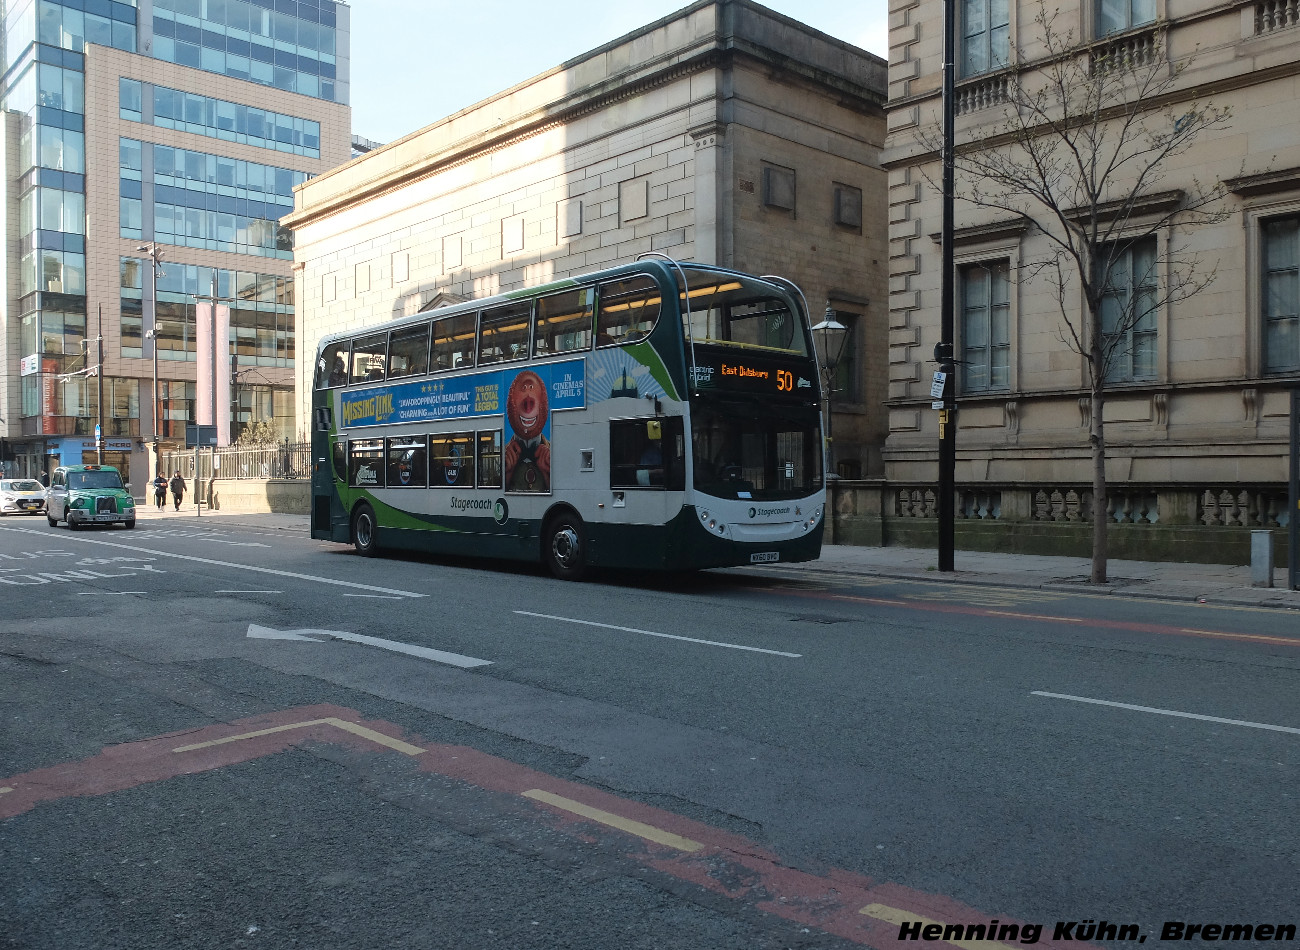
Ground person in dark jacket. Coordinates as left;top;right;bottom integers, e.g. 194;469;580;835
169;472;186;511
152;472;168;510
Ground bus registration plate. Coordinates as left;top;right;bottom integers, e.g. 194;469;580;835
749;551;780;563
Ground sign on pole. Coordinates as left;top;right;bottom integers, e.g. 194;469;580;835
185;424;217;448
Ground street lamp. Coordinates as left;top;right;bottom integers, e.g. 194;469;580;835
810;301;850;480
138;244;165;467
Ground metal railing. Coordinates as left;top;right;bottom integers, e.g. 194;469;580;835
161;440;310;482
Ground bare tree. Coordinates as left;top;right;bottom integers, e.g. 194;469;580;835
931;3;1234;582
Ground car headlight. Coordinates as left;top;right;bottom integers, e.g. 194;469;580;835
122;498;135;509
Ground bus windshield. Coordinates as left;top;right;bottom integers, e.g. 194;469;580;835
676;269;810;357
692;398;822;501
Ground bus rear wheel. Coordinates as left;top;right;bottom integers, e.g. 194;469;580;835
544;512;586;581
352;502;379;557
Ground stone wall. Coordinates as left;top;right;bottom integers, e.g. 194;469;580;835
828;479;1294;567
206;479;309;515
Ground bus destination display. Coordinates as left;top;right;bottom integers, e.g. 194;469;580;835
690;348;816;399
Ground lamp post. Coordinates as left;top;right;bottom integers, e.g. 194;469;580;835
138;244;165;471
810;302;849;481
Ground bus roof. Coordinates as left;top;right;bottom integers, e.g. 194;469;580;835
313;259;786;350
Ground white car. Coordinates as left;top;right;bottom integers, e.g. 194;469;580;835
0;479;47;515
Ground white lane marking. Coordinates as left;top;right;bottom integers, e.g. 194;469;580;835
0;525;425;598
78;591;145;595
1032;691;1300;736
246;624;491;668
515;610;801;658
342;593;405;599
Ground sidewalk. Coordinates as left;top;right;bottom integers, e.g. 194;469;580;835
799;543;1300;610
131;504;1300;609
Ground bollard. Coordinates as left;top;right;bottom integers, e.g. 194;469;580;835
1251;529;1274;588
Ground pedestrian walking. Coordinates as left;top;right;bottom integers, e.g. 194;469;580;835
152;472;168;510
169;472;186;511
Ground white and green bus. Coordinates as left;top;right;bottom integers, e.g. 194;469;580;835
309;258;826;579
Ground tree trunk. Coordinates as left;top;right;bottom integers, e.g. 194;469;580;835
1090;383;1108;584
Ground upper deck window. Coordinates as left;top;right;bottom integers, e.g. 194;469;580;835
317;339;349;389
388;323;430;379
677;269;810;357
432;311;477;372
350;333;387;384
534;288;594;356
597;276;661;346
478;301;532;365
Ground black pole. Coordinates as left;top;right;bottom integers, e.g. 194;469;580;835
938;0;958;571
1289;388;1298;591
96;305;104;466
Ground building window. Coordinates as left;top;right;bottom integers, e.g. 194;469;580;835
762;164;796;212
962;0;1010;76
1263;216;1300;374
828;311;861;402
961;261;1011;392
1099;237;1158;382
833;184;862;230
1097;0;1156;37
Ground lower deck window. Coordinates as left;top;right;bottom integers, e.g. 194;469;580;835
430;432;475;488
477;430;502;488
348;439;384;488
387;437;427;488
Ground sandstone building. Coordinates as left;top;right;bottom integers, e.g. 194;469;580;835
874;0;1300;560
285;0;888;478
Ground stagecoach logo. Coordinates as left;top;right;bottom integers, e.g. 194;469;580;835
748;505;791;519
450;497;493;512
493;498;509;525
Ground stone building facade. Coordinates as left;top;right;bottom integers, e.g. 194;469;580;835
874;0;1300;561
285;0;888;477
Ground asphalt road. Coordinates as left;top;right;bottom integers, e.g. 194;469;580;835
1;515;1297;949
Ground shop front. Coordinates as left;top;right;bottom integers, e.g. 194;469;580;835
45;437;144;495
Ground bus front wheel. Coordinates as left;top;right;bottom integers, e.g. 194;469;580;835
544;513;586;581
352;503;379;557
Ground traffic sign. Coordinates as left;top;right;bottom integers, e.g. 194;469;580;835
186;424;217;448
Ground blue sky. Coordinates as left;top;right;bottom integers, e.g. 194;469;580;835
347;0;889;144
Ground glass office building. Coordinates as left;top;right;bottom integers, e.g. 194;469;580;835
0;0;351;486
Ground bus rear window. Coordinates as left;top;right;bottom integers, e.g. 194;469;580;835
318;340;349;388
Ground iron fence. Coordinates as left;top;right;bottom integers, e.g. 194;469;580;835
161;440;311;482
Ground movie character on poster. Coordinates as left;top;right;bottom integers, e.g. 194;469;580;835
504;370;550;492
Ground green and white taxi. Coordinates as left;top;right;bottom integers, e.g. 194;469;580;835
46;464;136;530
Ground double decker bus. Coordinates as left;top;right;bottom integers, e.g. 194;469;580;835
309;257;826;579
